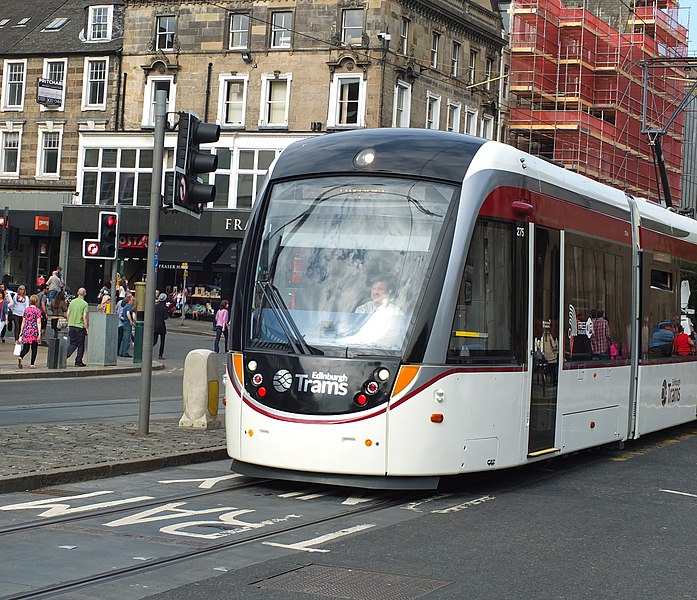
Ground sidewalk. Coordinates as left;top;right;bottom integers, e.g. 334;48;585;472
0;317;226;494
0;419;227;493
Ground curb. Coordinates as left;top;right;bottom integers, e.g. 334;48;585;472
0;446;228;494
0;361;166;381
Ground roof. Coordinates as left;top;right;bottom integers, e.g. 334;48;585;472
0;0;123;56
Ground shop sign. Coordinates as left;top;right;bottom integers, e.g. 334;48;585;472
224;218;248;231
119;235;148;249
34;216;50;231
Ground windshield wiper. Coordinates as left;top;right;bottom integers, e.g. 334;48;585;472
256;281;323;355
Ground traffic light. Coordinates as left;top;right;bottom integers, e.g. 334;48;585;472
82;210;119;260
171;112;221;218
7;226;19;252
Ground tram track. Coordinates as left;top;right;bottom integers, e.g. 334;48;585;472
2;489;420;600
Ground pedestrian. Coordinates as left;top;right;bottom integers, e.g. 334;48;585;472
37;284;50;345
0;282;10;342
66;287;89;367
98;293;111;313
214;299;229;353
9;285;29;343
17;294;42;369
46;267;64;302
119;295;135;357
98;280;111;304
115;293;128;352
153;293;168;359
49;290;69;337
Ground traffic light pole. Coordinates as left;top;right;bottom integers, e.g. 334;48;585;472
110;203;122;314
138;89;167;436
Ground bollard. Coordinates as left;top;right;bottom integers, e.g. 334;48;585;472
133;321;144;364
46;332;68;369
180;349;221;429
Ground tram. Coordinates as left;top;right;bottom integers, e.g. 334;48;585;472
224;128;697;489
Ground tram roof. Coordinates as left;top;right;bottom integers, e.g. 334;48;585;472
271;128;488;183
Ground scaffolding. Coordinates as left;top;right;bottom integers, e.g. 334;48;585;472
509;0;689;204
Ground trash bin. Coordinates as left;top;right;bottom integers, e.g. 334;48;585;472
46;333;68;369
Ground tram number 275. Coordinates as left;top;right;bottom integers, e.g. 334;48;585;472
516;227;525;238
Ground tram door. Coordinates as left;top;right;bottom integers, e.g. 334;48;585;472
528;227;561;455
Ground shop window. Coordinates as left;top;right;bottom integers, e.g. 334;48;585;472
564;232;632;363
448;219;527;364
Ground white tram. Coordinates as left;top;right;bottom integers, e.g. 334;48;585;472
225;128;697;489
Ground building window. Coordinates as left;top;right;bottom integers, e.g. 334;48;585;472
37;128;62;177
446;101;461;133
392;81;411;127
400;18;410;55
2;60;27;110
0;130;20;176
431;32;440;69
213;147;281;209
142;76;176;127
426;93;440;130
469;49;478;85
328;74;365;128
451;42;460;78
481;114;494;140
218;75;248;127
229;13;249;49
42;59;67;110
342;9;363;45
465;107;478;135
81;147;160;206
82;58;109;110
156;16;176;51
485;58;494;91
271;12;292;48
88;5;113;41
260;74;291;127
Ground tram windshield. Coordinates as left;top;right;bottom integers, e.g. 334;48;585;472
249;176;457;356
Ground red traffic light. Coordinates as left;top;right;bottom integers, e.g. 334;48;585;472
105;215;117;227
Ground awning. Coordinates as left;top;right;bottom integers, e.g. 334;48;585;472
213;242;239;271
157;240;217;264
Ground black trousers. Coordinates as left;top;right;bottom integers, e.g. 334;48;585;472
66;326;86;364
153;331;166;357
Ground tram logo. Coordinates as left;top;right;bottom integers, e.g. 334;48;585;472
272;370;294;392
661;378;681;406
295;371;349;396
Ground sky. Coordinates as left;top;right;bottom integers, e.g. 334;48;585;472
683;0;697;54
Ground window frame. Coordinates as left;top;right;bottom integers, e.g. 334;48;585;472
155;15;176;52
228;13;250;49
270;11;293;49
1;59;27;111
217;74;249;128
446;101;461;133
465;107;478;135
41;58;68;112
81;57;109;111
485;57;494;91
392;80;412;128
468;48;478;85
400;17;410;55
451;41;460;78
259;73;292;127
426;92;441;130
341;9;364;46
87;5;113;42
481;114;494;140
0;127;21;177
36;124;63;179
142;75;176;127
327;73;366;128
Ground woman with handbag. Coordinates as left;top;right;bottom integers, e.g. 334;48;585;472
10;285;29;343
49;291;69;338
17;295;42;369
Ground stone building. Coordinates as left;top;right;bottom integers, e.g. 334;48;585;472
61;0;506;305
0;1;123;288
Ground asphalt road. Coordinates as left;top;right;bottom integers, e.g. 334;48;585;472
0;329;227;425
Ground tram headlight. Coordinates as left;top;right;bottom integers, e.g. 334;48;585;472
375;368;390;382
247;360;258;372
365;381;379;395
354;148;376;168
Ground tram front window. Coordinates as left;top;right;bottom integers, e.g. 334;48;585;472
249;176;455;356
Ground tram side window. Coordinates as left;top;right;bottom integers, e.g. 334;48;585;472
447;219;525;364
564;234;632;363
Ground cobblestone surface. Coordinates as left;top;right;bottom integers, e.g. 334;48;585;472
0;419;227;493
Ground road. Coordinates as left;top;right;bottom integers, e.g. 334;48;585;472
0;329;227;426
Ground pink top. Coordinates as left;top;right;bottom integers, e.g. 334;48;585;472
21;305;42;344
215;308;229;328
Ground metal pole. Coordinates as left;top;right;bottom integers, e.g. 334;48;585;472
110;202;121;314
138;89;166;436
0;206;8;281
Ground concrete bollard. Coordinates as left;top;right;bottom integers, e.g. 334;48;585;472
179;349;222;429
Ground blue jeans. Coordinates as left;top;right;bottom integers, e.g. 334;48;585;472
214;325;228;353
119;325;133;356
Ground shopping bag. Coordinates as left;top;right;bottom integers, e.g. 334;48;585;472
13;342;22;357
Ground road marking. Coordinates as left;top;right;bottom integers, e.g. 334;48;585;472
158;474;243;489
660;489;697;498
0;491;154;518
263;523;375;553
611;430;697;461
341;493;376;506
277;489;327;501
401;494;453;512
431;495;495;514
